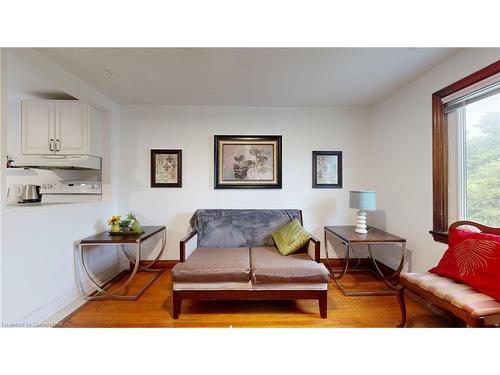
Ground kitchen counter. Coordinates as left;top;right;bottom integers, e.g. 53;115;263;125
8;202;65;208
4;200;111;216
6;201;75;209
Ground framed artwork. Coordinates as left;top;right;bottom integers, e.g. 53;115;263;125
214;135;282;189
150;149;182;188
312;151;342;188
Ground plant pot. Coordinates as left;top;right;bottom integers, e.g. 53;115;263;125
110;224;121;233
131;219;144;234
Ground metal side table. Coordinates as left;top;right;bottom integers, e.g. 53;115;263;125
79;226;166;301
324;226;406;296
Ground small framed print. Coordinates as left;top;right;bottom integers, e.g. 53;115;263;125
150;149;182;188
214;135;282;189
312;151;342;188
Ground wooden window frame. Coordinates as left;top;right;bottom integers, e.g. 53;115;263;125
430;60;500;243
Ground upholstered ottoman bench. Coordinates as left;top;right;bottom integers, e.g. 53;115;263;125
397;220;500;328
398;272;500;327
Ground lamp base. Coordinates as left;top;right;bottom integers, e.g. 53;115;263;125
355;210;368;234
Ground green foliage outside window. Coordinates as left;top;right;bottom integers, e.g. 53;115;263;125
466;111;500;227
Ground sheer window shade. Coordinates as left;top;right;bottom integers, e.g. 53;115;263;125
442;72;500;113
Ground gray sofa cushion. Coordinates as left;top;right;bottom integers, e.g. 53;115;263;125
190;209;302;248
250;247;330;284
171;247;251;283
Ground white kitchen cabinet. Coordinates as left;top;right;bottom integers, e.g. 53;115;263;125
21;100;103;157
55;101;88;154
21;100;55;154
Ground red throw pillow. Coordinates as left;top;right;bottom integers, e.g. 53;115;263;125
429;228;500;300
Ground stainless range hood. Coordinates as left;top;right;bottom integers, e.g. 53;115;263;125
11;154;101;170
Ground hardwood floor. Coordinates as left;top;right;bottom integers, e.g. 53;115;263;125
57;270;454;328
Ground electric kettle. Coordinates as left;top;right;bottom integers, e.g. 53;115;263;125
19;184;41;203
7;184;23;203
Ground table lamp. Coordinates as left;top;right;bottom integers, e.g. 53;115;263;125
349;190;376;234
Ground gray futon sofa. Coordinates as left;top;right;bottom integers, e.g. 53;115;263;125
171;209;329;319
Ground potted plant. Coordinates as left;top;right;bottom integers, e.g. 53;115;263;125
127;212;144;234
119;218;131;231
107;215;121;233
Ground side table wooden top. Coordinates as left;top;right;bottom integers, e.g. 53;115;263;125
324;225;406;243
80;226;165;244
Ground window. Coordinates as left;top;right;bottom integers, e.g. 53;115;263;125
431;61;500;243
448;92;500;227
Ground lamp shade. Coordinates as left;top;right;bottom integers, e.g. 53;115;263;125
349;190;376;210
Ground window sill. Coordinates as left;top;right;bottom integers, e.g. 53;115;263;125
429;230;448;244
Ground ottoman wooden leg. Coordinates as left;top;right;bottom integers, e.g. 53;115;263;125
396;285;407;328
319;291;328;319
173;291;182;319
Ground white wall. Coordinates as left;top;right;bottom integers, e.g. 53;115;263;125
0;49;6;324
368;48;500;273
119;105;371;260
0;49;121;325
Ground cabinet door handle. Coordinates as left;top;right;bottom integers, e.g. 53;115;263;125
49;138;54;152
56;139;61;152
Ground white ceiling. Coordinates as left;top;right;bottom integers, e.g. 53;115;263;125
37;48;459;107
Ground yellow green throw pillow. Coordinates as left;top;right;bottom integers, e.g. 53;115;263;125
272;219;311;256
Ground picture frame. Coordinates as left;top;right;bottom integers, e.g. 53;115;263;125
150;149;182;188
214;135;282;189
312;151;342;188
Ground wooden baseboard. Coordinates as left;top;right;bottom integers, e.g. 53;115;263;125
137;260;178;269
321;258;372;268
321;258;397;278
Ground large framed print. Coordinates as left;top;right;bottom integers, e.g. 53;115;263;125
312;151;342;188
214;135;282;189
150;149;182;188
